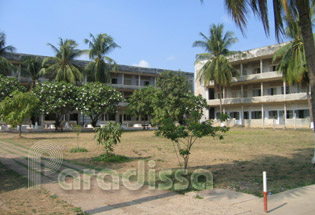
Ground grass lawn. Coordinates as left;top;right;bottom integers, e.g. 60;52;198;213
1;128;315;196
0;162;85;215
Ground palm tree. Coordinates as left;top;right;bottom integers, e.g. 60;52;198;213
220;0;315;164
0;32;16;75
40;38;83;84
273;17;313;123
193;24;238;114
84;33;120;83
21;56;43;90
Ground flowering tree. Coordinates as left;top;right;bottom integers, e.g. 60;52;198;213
76;82;122;127
0;75;25;101
33;82;77;130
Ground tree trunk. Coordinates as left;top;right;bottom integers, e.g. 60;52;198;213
306;84;314;124
297;1;315;162
219;85;223;114
19;124;22;138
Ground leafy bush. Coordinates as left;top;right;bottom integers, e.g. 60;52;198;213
93;154;131;162
70;147;88;153
94;122;123;155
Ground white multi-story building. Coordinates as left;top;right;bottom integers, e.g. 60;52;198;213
195;43;311;129
3;52;194;128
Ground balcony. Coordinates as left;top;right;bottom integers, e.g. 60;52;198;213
207;93;308;106
206;71;282;86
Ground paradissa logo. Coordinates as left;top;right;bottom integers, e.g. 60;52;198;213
58;160;213;191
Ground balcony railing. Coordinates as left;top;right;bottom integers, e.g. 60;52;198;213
207;93;308;106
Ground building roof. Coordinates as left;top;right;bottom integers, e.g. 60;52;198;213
4;52;193;77
227;42;289;63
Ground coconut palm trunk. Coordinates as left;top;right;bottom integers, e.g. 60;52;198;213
306;84;314;124
296;1;315;160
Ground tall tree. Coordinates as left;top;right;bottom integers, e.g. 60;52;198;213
21;56;43;90
84;33;120;83
40;38;83;84
273;16;313;122
127;86;156;129
76;82;122;127
0;90;39;137
0;75;25;101
0;32;16;75
193;24;238;114
34;82;78;130
152;70;204;126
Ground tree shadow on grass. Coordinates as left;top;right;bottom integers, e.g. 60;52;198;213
189;147;315;198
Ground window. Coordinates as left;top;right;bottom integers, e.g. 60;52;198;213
45;113;56;121
124;115;132;121
243;90;248;98
268;111;278;119
124;91;133;101
144;81;150;86
267;87;277;95
271;65;277;71
111;78;118;84
208;88;215;100
253;68;261;74
286;110;294;119
209;107;215;119
251;111;262;119
296;109;310;119
243;111;249;119
69;114;78;121
109;114;116;121
229;112;240;120
281;86;290;94
124;74;139;85
253;89;261;97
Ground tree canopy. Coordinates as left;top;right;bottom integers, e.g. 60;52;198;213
84;33;120;83
40;38;84;84
0;90;39;137
76;82;122;127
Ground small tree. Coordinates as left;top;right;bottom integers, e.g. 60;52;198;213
127;86;156;129
77;82;122;127
0;75;25;101
0;90;39;137
70;125;88;153
94;122;122;155
73;124;82;148
157;112;228;170
34;81;77;130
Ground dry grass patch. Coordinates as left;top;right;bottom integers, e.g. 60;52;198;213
1;128;315;196
0;162;84;215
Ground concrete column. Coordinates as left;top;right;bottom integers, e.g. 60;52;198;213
261;82;264;96
284;103;287;129
283;81;286;95
241;106;244;126
223;87;226;99
138;75;141;87
260;59;263;73
122;73;125;85
262;104;265;129
241;85;244;102
294;110;297;130
240;63;244;76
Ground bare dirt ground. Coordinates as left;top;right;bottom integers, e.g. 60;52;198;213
0;162;83;215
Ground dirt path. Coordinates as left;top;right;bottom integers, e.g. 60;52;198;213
0;140;259;215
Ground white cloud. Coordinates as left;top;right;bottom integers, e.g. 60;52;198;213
133;60;150;68
167;56;175;61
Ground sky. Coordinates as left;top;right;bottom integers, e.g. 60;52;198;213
0;0;283;73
